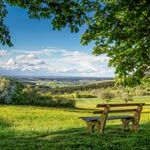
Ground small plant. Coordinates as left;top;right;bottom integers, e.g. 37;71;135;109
100;90;115;103
119;87;133;103
121;92;133;103
73;91;96;98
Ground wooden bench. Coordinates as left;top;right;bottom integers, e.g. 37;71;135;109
80;103;145;134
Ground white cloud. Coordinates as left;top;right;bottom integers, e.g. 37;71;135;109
16;54;38;60
15;53;45;68
0;50;9;57
0;48;115;77
0;58;19;70
12;48;67;56
7;58;16;65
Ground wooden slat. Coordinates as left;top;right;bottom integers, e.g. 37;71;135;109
79;117;99;121
107;115;133;120
109;109;137;113
93;110;103;114
96;103;145;107
80;115;133;121
93;108;137;114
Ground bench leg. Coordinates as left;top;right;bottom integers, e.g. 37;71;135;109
86;121;95;133
121;118;131;131
131;105;143;131
131;118;139;131
86;121;101;133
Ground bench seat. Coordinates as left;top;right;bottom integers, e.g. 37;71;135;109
80;115;133;122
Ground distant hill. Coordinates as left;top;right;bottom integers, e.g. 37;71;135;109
9;75;114;82
6;75;115;94
48;80;115;94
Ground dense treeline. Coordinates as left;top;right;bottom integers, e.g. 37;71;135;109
44;81;115;94
0;76;75;107
1;76;149;107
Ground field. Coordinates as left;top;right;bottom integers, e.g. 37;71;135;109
13;76;114;88
0;96;150;150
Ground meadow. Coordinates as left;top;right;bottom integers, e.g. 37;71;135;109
0;96;150;150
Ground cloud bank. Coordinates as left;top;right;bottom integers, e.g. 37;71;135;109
0;48;114;77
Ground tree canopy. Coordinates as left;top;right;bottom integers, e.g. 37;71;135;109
1;0;150;86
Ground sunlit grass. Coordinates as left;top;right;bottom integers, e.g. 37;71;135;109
0;96;150;149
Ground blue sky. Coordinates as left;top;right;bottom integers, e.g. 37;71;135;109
0;6;115;77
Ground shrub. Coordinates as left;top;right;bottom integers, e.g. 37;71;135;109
0;76;23;104
121;92;133;103
119;87;133;103
136;90;150;96
53;95;75;107
100;90;115;103
13;84;75;108
73;91;96;98
90;89;99;97
0;77;75;108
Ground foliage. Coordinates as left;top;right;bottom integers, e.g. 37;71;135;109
53;95;75;107
1;0;89;46
0;1;13;46
120;92;133;104
119;87;133;103
0;76;75;107
100;90;115;103
16;84;76;108
0;76;23;104
135;90;150;96
1;0;150;86
81;1;150;86
73;91;96;98
48;80;114;94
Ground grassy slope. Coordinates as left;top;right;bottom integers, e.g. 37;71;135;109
0;96;150;150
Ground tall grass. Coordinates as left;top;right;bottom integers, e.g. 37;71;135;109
0;96;150;150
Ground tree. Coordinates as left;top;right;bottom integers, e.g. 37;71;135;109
1;0;150;86
81;0;150;86
0;76;23;104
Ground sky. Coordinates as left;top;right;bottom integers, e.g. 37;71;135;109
0;5;115;77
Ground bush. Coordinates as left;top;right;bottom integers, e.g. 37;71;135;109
0;77;75;108
135;89;150;96
73;91;96;98
16;85;75;108
100;90;115;103
53;95;75;107
0;76;23;104
121;92;133;103
119;87;133;103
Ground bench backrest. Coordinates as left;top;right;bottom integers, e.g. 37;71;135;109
93;103;145;125
94;103;145;113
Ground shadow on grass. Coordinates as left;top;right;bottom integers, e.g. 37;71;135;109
0;103;95;114
0;117;16;139
64;107;95;114
1;122;150;150
0;118;11;129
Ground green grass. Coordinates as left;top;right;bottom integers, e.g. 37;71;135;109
0;96;150;150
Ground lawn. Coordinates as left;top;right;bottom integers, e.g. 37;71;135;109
0;96;150;150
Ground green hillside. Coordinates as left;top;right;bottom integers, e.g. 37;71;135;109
0;96;150;150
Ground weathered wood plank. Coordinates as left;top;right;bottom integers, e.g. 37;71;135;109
96;103;145;107
79;117;99;121
80;115;133;121
107;115;133;120
93;109;137;114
